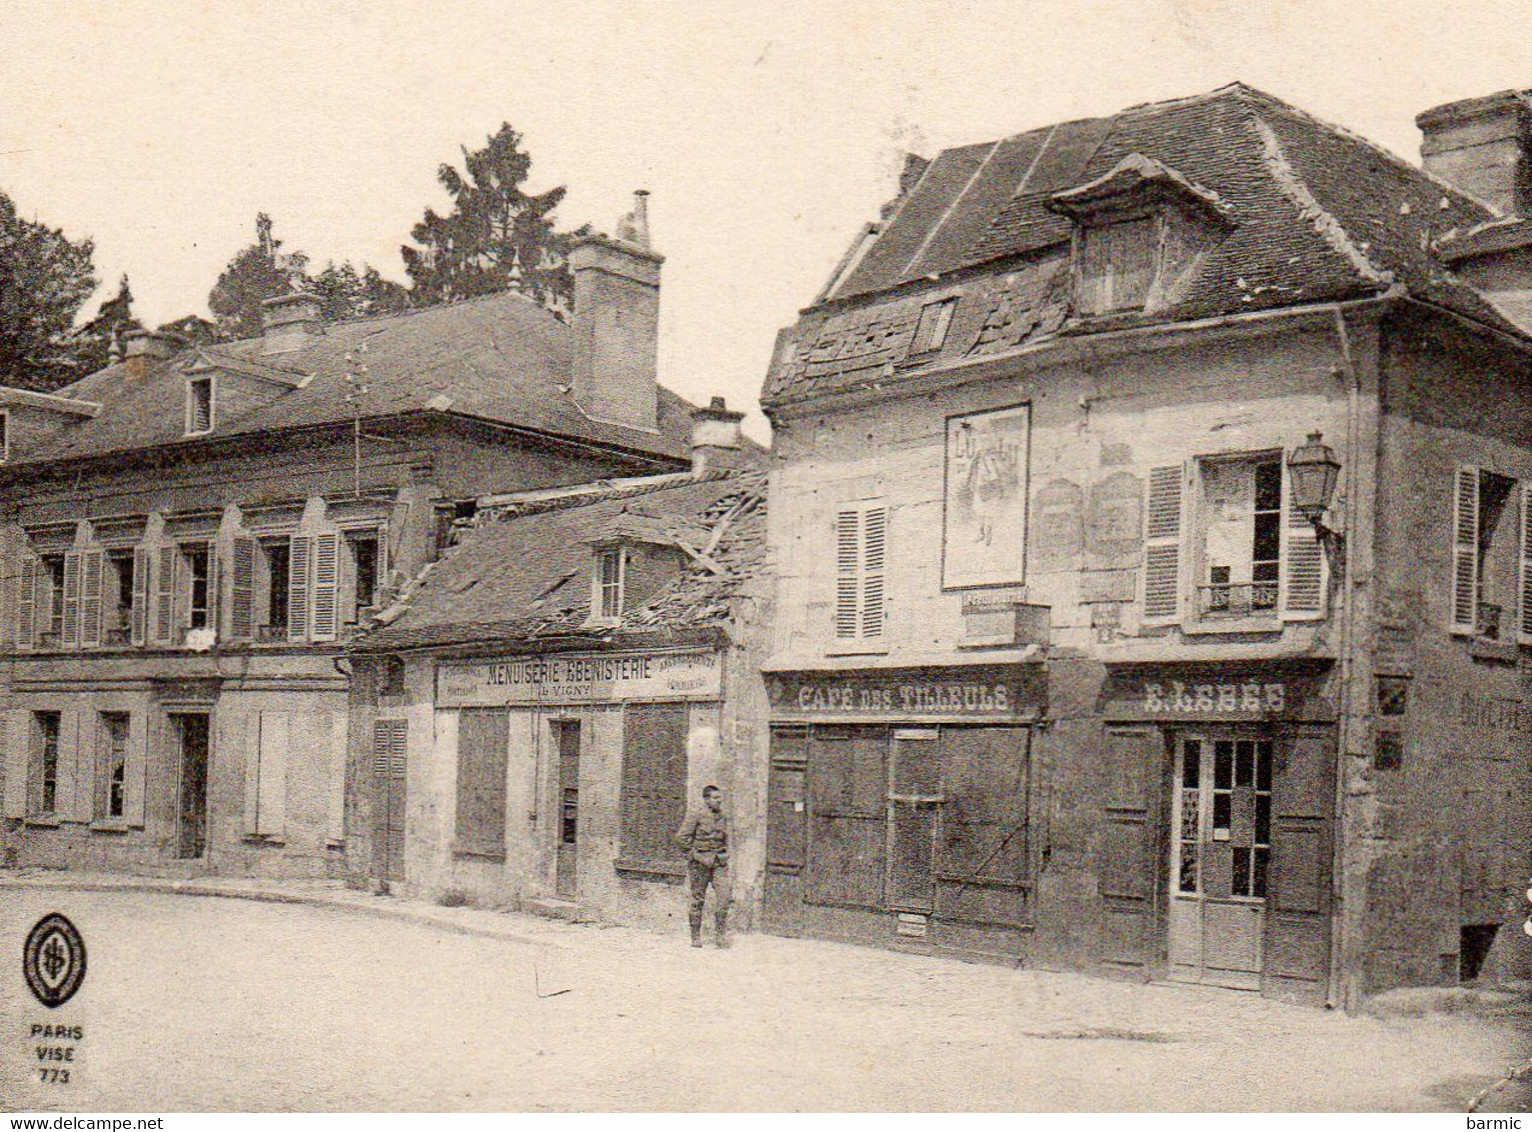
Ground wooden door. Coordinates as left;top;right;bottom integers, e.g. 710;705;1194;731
886;729;941;913
555;720;581;899
371;719;407;889
1099;726;1165;970
805;726;888;909
172;713;210;860
1262;725;1335;1003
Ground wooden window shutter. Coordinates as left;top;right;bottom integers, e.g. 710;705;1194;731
130;547;150;645
152;545;175;644
1280;462;1325;620
310;533;341;642
835;509;860;639
122;712;147;826
79;550;104;646
16;555;36;647
373;719;407;776
229;537;255;640
455;709;509;857
287;535;312;642
1519;483;1532;645
60;551;82;646
1450;466;1480;635
258;711;289;837
206;548;221;636
1142;465;1184;623
862;506;887;638
619;702;689;869
2;711;27;819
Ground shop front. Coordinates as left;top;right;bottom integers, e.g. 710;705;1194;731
1098;660;1339;1003
761;662;1047;959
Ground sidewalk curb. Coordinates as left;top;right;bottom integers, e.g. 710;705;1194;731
0;873;564;951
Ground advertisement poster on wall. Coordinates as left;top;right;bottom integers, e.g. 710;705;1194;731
943;403;1031;589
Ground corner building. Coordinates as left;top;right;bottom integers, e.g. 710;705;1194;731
759;84;1532;1006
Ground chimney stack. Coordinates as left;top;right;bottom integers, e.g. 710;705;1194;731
568;191;663;432
690;396;747;473
123;329;181;380
261;292;325;355
1417;90;1532;215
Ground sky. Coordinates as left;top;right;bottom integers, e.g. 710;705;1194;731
2;0;1531;441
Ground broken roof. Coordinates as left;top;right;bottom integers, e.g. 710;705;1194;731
8;290;697;466
764;83;1522;407
355;467;767;653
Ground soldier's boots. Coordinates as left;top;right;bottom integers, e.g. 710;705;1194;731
689;914;704;948
714;913;730;949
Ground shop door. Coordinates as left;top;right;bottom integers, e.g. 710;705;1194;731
371;719;408;889
555;721;581;899
1168;733;1271;990
887;730;941;912
171;713;210;859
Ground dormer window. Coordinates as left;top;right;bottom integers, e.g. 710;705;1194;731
596;546;626;620
1077;216;1160;315
186;377;214;435
911;297;957;355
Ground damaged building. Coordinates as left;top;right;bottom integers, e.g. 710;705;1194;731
0;195;711;879
758;83;1531;1005
346;401;769;932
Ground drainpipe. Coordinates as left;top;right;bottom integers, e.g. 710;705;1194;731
1326;303;1366;1010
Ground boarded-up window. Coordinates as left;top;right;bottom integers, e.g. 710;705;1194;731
455;709;508;858
617;702;689;871
835;503;888;640
936;728;1030;926
805;726;887;908
1142;465;1183;622
1078;217;1160;314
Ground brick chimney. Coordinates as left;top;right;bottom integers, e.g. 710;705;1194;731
261;292;324;356
568;191;663;432
690;396;746;473
123;329;181;380
1417;90;1532;215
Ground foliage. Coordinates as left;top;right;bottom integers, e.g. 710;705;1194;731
71;274;141;376
0;190;99;391
401;123;572;309
311;261;410;322
207;213;309;341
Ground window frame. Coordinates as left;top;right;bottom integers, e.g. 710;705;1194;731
593;545;627;623
833;500;889;646
97;711;131;821
31;710;61;817
910;297;958;357
1075;212;1163;317
185;375;215;436
1189;450;1288;628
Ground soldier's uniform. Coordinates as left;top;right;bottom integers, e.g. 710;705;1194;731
675;806;731;947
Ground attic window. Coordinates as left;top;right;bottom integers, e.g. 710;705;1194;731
186;377;214;436
911;298;957;355
1077;217;1160;315
596;546;626;620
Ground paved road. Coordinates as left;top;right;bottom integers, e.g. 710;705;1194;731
1;888;1524;1111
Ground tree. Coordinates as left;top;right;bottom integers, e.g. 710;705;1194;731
157;314;219;346
72;274;141;375
207;213;309;341
312;261;410;322
0;190;99;391
401;123;572;309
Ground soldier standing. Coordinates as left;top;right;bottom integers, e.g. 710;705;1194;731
675;784;730;948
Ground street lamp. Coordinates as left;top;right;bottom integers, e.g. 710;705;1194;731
1287;431;1345;574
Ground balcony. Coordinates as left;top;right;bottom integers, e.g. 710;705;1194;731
105;627;132;646
1196;581;1278;620
1476;601;1503;642
255;624;290;643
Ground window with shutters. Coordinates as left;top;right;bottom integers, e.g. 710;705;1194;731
30;711;60;816
454;709;509;858
1450;466;1520;641
185;377;214;435
1141;466;1184;624
96;712;130;820
254;537;291;641
1077;216;1161;315
1177;452;1326;627
346;532;381;622
834;502;888;644
181;543;213;632
617;702;689;875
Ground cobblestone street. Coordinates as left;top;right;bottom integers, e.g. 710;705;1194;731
1;883;1525;1112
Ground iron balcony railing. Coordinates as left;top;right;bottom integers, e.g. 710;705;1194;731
1197;580;1279;619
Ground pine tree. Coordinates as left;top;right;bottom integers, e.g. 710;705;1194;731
207;213;309;341
72;274;141;375
0;190;99;391
312;261;411;322
401;123;573;310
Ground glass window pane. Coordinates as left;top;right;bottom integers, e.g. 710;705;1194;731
1213;792;1231;830
1254;461;1282;511
1256;794;1271;844
1215;741;1233;789
1253;847;1270;899
1236;740;1254;787
1182;740;1201;788
1233;846;1251;896
1179;843;1199;893
1180;788;1200;840
1256;741;1273;791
